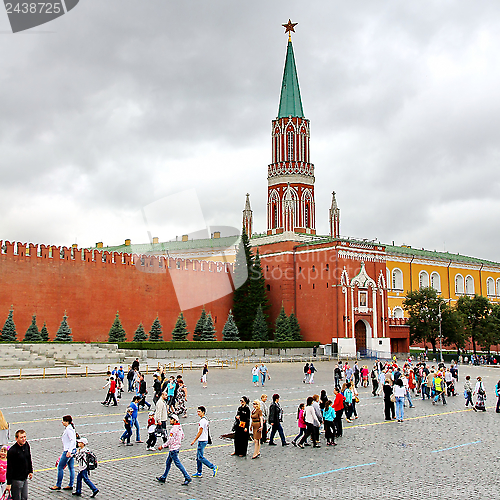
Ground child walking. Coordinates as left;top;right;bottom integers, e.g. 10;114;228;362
121;408;134;445
73;437;99;498
146;412;157;451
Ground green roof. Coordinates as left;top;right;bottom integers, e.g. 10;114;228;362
278;40;304;118
385;244;500;267
90;235;240;255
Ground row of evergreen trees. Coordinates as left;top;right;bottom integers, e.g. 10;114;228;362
107;307;240;342
0;308;73;342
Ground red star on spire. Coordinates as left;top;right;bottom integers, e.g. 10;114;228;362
282;19;298;36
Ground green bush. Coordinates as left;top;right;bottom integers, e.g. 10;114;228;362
116;340;319;350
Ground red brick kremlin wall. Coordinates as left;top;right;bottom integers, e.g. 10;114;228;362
0;241;233;342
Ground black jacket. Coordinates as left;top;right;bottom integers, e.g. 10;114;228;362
268;402;283;424
7;442;33;484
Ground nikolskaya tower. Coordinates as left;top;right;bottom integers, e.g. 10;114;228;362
267;20;316;236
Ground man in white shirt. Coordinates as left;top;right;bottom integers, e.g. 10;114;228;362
190;407;218;478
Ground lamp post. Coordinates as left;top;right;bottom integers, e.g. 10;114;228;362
438;302;444;363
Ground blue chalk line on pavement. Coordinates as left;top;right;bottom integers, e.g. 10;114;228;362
431;440;481;453
299;462;376;478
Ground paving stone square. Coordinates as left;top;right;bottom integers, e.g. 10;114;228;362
2;360;499;500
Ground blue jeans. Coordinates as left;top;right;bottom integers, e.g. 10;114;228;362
75;469;97;494
421;384;428;399
269;422;286;444
261;373;266;386
159;450;190;481
405;390;413;407
56;452;75;488
132;417;140;440
395;397;404;420
196;441;214;474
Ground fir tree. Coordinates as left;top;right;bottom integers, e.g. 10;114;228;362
108;312;126;342
274;305;291;341
251;304;268;341
40;322;49;342
201;313;216;341
193;307;206;342
222;311;240;341
149;316;163;341
288;311;302;341
232;229;254;340
171;312;189;341
1;308;17;342
249;249;271;316
133;323;147;342
24;314;41;342
54;314;72;342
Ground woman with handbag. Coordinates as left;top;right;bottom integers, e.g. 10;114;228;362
232;396;250;457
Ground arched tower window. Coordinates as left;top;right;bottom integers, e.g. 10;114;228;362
305;204;309;228
287;131;294;161
431;272;441;292
419;270;429;289
273;204;278;229
392;268;403;290
455;274;464;294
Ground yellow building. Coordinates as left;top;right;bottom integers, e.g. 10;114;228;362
385;244;500;318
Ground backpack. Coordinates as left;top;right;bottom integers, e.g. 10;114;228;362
86;451;98;471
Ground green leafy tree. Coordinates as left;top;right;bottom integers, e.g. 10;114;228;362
440;307;465;355
1;308;17;342
24;314;41;342
40;321;49;342
171;312;189;341
403;287;442;354
456;295;491;354
108;312;126;342
193;307;206;342
149;316;163;341
232;229;253;340
251;304;268;341
201;313;216;341
275;305;291;341
133;323;147;342
222;311;240;341
288;311;302;341
54;314;72;342
482;304;500;353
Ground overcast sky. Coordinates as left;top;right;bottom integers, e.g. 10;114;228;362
1;1;500;261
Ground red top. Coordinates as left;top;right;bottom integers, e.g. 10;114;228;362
333;393;345;411
298;409;306;429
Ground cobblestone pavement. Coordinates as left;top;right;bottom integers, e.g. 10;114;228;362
2;361;500;500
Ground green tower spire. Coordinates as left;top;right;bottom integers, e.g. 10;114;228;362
278;40;304;118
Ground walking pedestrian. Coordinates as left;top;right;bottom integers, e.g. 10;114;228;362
120;407;134;446
343;383;354;422
371;367;379;396
146;412;157;451
252;365;259;386
155;392;169;443
250;401;264;459
291;403;306;447
383;380;395;420
201;364;208;389
394;379;405;422
72;437;99;498
303;363;310;384
309;363;316;384
5;430;33;500
322;400;336;446
191;406;218;477
268;394;289;446
156;415;191;485
464;375;474;409
260;394;268;443
332;388;345;438
334;363;342;390
50;415;76;491
120;396;142;443
138;375;151;410
259;363;269;386
298;397;320;448
175;380;188;418
474;377;486;411
126;367;135;392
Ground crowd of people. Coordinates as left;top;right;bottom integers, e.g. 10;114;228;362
3;355;500;499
